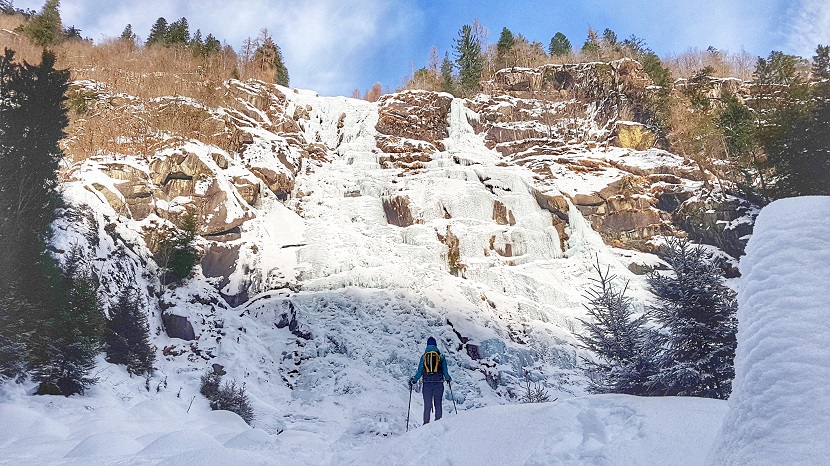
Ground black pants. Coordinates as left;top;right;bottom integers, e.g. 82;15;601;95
422;382;444;424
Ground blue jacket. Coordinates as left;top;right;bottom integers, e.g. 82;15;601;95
412;345;451;384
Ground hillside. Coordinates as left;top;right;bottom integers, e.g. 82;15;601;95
35;60;748;427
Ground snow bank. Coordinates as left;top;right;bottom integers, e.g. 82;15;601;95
338;395;725;466
0;383;725;465
708;196;830;465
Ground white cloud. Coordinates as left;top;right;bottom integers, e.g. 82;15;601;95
15;0;417;96
785;0;830;57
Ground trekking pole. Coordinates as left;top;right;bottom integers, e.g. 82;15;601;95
406;382;413;432
448;381;458;414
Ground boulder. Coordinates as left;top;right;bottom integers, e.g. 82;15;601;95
675;195;755;258
231;176;261;206
162;312;196;341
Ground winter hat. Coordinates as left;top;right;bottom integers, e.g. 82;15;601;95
427;337;437;346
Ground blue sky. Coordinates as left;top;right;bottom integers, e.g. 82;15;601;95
13;0;830;96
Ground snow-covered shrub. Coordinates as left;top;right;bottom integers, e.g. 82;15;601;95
199;369;254;425
521;374;551;403
199;370;221;400
211;381;254;425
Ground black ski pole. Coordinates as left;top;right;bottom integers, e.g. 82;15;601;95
406;381;413;432
448;381;458;414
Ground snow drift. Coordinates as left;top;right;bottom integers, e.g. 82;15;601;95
708;196;830;465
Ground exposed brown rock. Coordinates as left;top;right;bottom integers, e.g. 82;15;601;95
231;176;261;206
382;196;414;227
376;91;452;149
493;200;516;226
249;166;294;200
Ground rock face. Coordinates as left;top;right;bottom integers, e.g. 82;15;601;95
376;90;453;150
383;196;415;227
675;195;755;258
613;121;656;150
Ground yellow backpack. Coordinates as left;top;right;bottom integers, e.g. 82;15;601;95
423;350;441;374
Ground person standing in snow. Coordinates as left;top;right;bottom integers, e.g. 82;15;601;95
410;336;452;424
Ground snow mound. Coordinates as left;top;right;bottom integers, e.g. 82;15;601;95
708;196;830;465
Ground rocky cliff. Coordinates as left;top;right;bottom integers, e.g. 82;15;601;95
52;60;756;434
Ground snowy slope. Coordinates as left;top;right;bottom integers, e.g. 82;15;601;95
708;196;830;465
0;377;725;466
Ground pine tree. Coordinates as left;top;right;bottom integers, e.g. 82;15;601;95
549;32;571;57
577;260;657;395
120;24;136;43
165;17;190;45
203;34;221;56
602;28;617;46
647;238;737;399
146;17;168;46
813;45;830;80
0;49;69;385
439;52;456;96
252;31;290;86
154;209;199;284
104;288;155;376
496;27;515;69
454;24;483;97
1;49;61;382
16;0;63;47
31;248;104;396
581;27;600;60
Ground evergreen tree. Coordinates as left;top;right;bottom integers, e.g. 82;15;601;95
549;32;572;57
754;51;806;85
16;0;63;47
647;238;737;399
813;45;830;80
190;29;203;55
602;28;617;46
454;24;483;97
165;17;190;45
717;92;760;191
155;209;199;284
576;261;657;395
496;27;515;69
203;34;221;56
581;27;600;60
104;288;155;376
1;48;69;383
120;24;136;43
765;96;830;196
30;248;104;396
750;50;824;198
146;17;168;46
439;52;457;96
